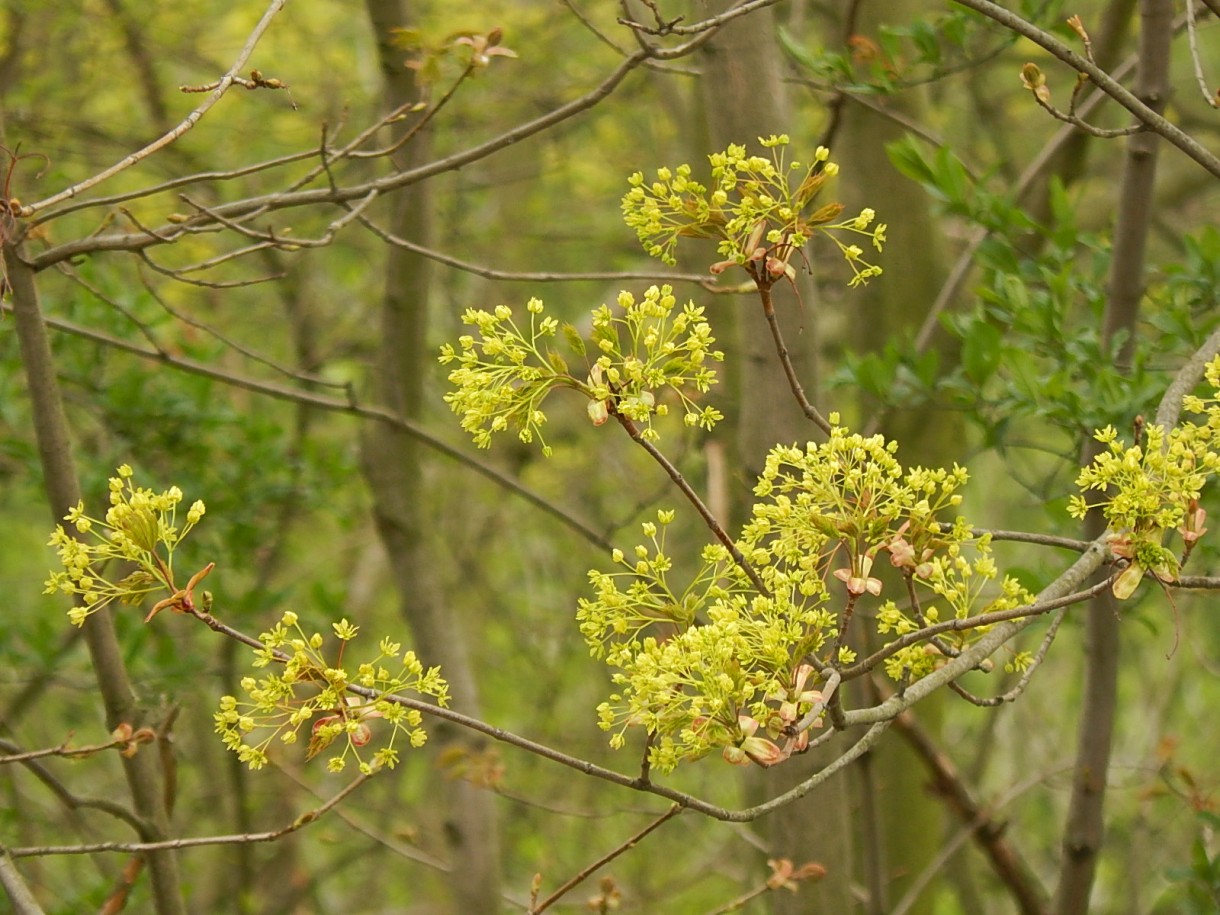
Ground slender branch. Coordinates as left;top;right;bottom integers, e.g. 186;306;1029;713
1170;575;1220;589
914;46;1143;352
31;27;724;271
3;303;612;552
949;0;1220;178
891;709;1049;915
837;578;1113;682
529;804;682;913
0;734;134;766
0;847;44;915
27;149;318;229
20;0;288;215
354;212;712;285
948;607;1071;707
0;738;147;834
6;772;373;858
619;0;786;36
968;528;1092;552
613;411;770;594
1029;94;1143;138
28;46;643;269
757;281;833;434
1185;0;1220;108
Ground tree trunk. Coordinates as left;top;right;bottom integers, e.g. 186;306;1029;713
360;4;503;911
9;246;187;915
833;2;953;910
1053;0;1171;911
695;3;855;911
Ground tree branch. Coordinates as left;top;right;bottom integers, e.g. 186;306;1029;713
20;0;289;216
949;0;1220;178
4;303;613;551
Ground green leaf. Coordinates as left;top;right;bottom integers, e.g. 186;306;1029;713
961;321;1001;384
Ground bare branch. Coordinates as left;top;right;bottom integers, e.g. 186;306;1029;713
4;303;612;551
0;847;44;915
31;33;722;271
6;772;374;858
950;0;1220;178
529;805;682;913
354;212;712;285
21;0;289;216
619;0;787;36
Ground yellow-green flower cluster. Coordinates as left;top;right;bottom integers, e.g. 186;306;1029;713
215;611;448;774
1069;423;1218;533
439;285;723;453
621;135;885;285
583;420;1027;772
438;299;561;454
1067;365;1220;597
586;286;724;442
44;464;206;626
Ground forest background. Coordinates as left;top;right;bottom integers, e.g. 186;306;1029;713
1;1;1219;913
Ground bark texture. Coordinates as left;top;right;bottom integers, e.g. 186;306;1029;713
359;3;503;910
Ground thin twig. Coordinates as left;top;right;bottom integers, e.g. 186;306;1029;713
21;0;289;215
950;0;1220;178
613;411;770;595
354;212;711;285
7;771;374;858
948;606;1070;707
619;0;786;36
837;578;1113;682
1185;0;1220;108
757;282;833;435
529;804;682;913
30;31;720;271
3;303;612;551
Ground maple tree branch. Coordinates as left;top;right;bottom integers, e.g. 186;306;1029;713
21;0;289;216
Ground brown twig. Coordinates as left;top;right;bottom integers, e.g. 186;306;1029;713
529;804;682;913
613;411;770;595
22;0;289;215
892;708;1049;915
7;771;375;859
756;281;833;435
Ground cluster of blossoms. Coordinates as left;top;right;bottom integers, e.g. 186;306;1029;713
1070;359;1220;597
621;135;886;286
439;284;724;452
214;612;449;774
580;419;1033;773
44;464;208;626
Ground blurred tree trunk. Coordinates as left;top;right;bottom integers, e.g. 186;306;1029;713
833;2;951;912
9;249;187;915
359;4;503;911
1053;0;1170;911
694;2;854;911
